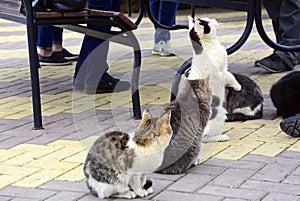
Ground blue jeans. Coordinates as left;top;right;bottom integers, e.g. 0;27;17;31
74;0;122;86
37;26;63;49
150;0;178;43
263;0;300;68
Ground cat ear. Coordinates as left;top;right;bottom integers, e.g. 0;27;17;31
156;111;172;137
188;16;195;30
157;111;171;127
138;109;152;128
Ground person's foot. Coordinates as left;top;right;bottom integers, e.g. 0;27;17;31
280;113;300;137
60;48;78;61
74;73;130;94
152;40;176;57
39;52;72;66
255;54;291;73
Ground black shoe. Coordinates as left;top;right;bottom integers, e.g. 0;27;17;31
60;48;78;61
84;74;130;94
280;113;300;137
255;54;291;73
39;52;72;66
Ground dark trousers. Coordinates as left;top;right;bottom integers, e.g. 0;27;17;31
263;0;300;68
74;0;122;87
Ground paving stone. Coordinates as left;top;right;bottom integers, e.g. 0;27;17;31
11;198;40;201
0;186;57;199
211;168;256;188
250;162;297;182
197;184;266;200
77;194;108;201
0;196;12;201
261;192;300;201
154;190;223;201
292;166;300;176
188;164;227;176
39;180;89;193
278;150;300;159
251;142;289;157
167;173;215;193
282;174;300;186
44;191;86;201
203;158;264;170
12;169;65;188
240;180;300;195
241;154;300;166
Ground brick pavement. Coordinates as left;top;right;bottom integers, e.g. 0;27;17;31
0;7;299;201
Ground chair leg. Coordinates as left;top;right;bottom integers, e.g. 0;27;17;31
126;31;142;119
25;15;43;129
127;0;131;17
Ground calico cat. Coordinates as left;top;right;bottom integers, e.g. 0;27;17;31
188;16;241;142
226;73;263;121
157;75;212;174
83;110;172;199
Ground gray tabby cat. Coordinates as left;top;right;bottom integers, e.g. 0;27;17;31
225;73;263;121
157;75;212;174
84;110;172;199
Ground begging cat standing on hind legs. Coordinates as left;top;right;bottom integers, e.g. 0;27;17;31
83;110;172;199
188;16;241;142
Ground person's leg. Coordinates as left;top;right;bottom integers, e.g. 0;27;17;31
155;0;178;43
51;26;78;60
256;0;300;72
52;26;63;51
37;26;72;66
37;26;53;57
75;0;114;85
74;0;129;93
275;0;300;68
151;0;178;56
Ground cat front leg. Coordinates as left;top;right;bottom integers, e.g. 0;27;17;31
129;175;150;197
220;71;241;91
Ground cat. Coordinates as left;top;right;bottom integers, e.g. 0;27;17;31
225;73;264;121
83;110;172;199
270;71;300;118
187;16;241;142
156;75;212;174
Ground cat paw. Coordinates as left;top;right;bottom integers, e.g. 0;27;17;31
146;187;154;194
113;191;137;199
134;189;149;197
193;158;201;166
203;134;230;142
232;83;242;91
218;134;230;141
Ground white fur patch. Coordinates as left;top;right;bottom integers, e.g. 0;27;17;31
232;103;262;116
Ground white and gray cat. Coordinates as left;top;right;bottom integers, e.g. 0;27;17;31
83;110;172;199
188;16;241;142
